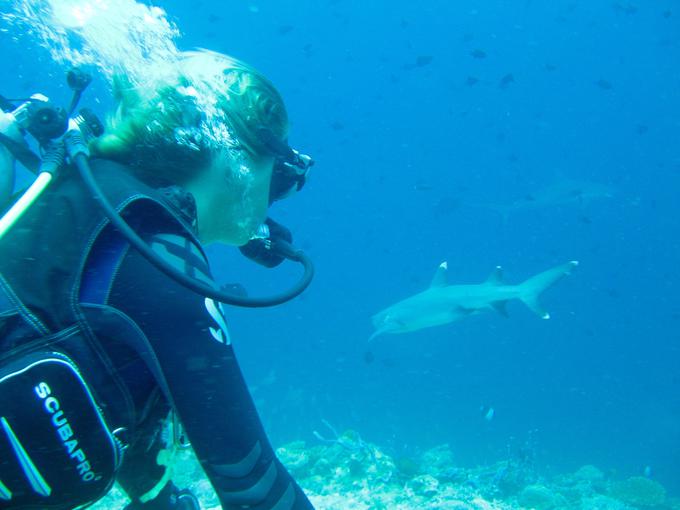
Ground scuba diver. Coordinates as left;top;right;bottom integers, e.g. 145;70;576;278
0;51;316;510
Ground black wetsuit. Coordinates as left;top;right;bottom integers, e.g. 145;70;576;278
0;159;314;510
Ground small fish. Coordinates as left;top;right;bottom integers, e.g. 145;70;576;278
278;25;294;35
596;79;613;90
330;121;345;131
499;73;514;89
414;181;434;192
221;283;248;297
612;2;638;15
303;43;314;58
643;465;652;478
470;49;487;59
416;55;434;67
465;76;479;86
433;196;461;218
481;406;495;422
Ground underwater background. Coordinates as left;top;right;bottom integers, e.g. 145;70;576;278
1;0;679;508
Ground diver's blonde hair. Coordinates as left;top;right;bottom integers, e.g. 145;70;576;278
92;50;288;186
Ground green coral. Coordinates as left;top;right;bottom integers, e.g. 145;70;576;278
572;465;605;482
608;476;666;508
394;456;420;479
666;497;680;510
518;484;559;510
579;494;637;510
419;444;456;478
557;464;608;495
407;474;440;497
276;440;311;475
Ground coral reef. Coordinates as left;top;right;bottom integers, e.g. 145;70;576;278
518;484;564;510
607;476;667;508
92;431;675;510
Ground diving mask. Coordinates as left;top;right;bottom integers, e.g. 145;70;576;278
269;148;314;203
255;127;314;204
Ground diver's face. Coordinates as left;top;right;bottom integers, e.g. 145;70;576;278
202;151;274;246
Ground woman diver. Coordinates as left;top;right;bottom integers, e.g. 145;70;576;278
0;50;316;510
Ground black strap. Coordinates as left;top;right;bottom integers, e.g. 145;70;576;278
79;225;180;411
80;304;177;415
79;224;129;305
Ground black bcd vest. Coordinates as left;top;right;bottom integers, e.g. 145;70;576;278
0;158;201;459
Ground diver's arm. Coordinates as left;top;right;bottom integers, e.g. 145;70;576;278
0;112;21;205
109;237;316;510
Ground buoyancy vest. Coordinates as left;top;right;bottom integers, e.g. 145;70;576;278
0;156;203;431
0;158;200;331
0;159;202;508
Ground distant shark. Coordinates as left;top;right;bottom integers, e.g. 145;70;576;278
370;261;578;341
489;178;615;221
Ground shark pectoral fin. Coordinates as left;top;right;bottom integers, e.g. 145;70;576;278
486;266;504;285
430;262;449;288
368;330;382;342
492;301;509;317
368;327;390;342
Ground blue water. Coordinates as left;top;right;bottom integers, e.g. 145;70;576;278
3;0;679;497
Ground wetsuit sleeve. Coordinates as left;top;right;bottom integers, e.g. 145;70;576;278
108;233;315;510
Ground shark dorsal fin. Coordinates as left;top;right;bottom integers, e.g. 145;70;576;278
430;262;448;288
486;266;504;285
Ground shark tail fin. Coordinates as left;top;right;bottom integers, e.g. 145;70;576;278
517;261;578;319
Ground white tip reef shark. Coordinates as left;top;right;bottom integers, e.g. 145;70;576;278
370;260;578;341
